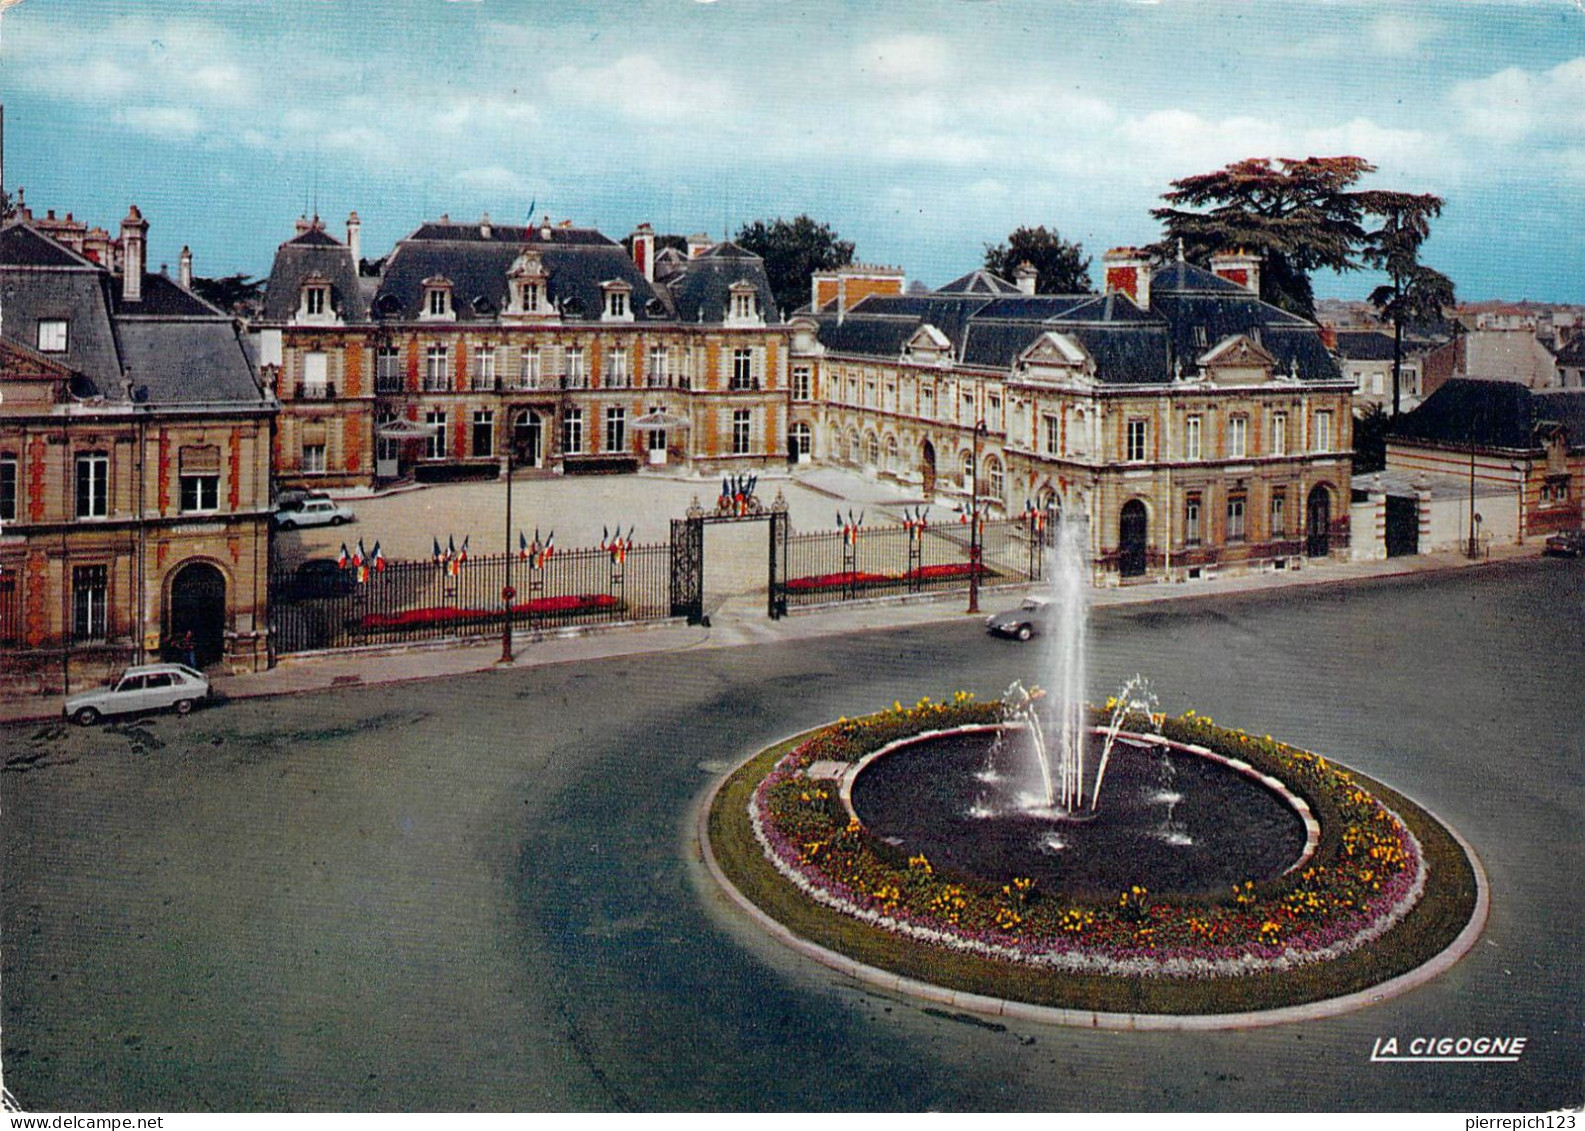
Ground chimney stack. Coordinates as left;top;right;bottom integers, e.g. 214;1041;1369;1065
1014;261;1038;296
178;245;192;290
631;222;655;282
479;211;492;239
1103;247;1152;310
1319;324;1338;352
120;205;148;305
1209;248;1262;296
687;232;711;260
346;211;361;264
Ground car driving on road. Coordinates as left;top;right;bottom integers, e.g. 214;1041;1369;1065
64;663;212;725
985;596;1052;641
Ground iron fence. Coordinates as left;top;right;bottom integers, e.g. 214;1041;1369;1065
780;516;1045;608
269;543;671;655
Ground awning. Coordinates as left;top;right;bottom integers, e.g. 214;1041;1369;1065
632;410;691;432
376;418;441;440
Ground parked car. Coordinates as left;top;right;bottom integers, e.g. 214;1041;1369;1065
273;497;354;530
64;663;211;726
274;488;331;513
293;557;357;598
1544;529;1584;558
986;596;1052;641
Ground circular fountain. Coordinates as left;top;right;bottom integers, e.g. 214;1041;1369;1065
702;515;1486;1023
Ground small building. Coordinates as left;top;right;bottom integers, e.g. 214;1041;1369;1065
1;210;276;691
1333;329;1425;412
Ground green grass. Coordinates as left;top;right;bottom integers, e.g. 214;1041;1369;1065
708;727;1480;1016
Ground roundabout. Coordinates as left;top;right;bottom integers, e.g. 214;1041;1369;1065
703;696;1486;1027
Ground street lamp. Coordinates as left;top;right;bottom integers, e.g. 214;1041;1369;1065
500;447;515;663
968;416;987;614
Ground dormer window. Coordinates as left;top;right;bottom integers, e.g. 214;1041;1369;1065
506;252;551;319
725;281;762;327
37;319;68;353
298;273;336;324
601;280;634;323
306;287;327;316
421;277;454;321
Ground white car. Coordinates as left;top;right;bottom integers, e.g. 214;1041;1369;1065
273;497;354;529
64;663;211;726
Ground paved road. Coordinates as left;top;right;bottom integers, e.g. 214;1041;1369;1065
3;559;1581;1111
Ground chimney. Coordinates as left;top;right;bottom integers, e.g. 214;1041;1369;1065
480;211;492;239
687;232;711;259
178;245;192;290
120;204;148;305
346;211;362;264
631;222;655;282
1319;324;1338;352
1014;261;1038;296
294;214;311;235
1103;247;1151;310
540;215;551;241
1210;248;1262;296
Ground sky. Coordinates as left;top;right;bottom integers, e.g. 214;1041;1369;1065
3;0;1584;305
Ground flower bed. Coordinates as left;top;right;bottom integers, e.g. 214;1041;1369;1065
357;593;620;630
748;698;1426;979
784;562;989;593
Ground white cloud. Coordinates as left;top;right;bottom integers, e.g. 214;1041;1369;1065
452;166;532;195
1452;58;1585;143
115;106;204;141
546;54;734;125
854;34;953;85
1367;14;1440;57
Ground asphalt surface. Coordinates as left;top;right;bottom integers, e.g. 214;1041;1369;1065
2;558;1581;1111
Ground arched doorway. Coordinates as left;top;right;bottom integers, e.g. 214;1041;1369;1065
920;440;937;497
1307;486;1332;557
514;410;543;467
168;561;227;667
1118;499;1148;578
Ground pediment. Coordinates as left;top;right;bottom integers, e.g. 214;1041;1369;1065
1018;331;1091;370
1199;334;1276;384
906;323;952;356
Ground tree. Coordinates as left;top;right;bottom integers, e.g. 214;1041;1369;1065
1359;191;1456;416
983;226;1093;294
1152;156;1378;319
191;273;264;318
734;215;854;317
1351;402;1391;474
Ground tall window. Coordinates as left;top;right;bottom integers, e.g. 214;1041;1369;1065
792;366;811;401
731;348;754;390
609;349;629;389
921;385;935;418
0;455;17;522
1126;419;1147;462
1184;414;1201;460
302;443;326;473
1271;490;1287;537
426;287;450;317
520;347;541;390
1271;412;1287;456
732;410;753;455
302;351;328;399
37;319;68;352
1315;410;1334;452
792;422;812;457
1228;414;1248;459
305;286;327;317
1227;495;1247;541
376;345;402;392
376;411;398;465
986;456;1004;502
987;393;1002;431
608;290;627;318
473;347;496;391
731;291;756;320
648;345;668;387
961;450;974;486
75;453;109;518
562;409;584;455
566;348;587;388
473;410;494;457
426;410;448;460
180;474;219;513
1184;495;1202;544
72;565;107;642
425;344;449;391
605;407;627;452
1044;414;1061;455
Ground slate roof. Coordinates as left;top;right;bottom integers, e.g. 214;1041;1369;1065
658;242;779;323
1388;379;1585;451
1335;330;1398;361
812;256;1341;385
262;225;367;322
1;217;263;408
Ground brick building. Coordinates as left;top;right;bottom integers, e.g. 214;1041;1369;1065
0;210;275;688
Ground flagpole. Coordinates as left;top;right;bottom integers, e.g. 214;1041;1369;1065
500;449;515;663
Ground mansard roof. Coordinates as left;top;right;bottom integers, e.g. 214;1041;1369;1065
262;225;367;322
658;244;779;323
1;217;263;408
1389;379;1585;452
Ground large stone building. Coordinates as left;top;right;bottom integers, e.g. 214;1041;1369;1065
790;249;1356;583
0;210;275;688
259;214;789;489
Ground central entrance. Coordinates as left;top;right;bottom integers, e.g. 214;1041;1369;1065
168;560;227;667
670;503;790;624
1118;499;1148;579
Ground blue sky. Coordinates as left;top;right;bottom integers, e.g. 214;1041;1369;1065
4;0;1584;304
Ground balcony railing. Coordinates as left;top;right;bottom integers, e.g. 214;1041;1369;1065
375;374;404;393
299;382;335;401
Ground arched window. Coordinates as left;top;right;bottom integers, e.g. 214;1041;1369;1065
865;432;880;467
961;450;974;488
884;434;899;472
847;427;861;464
985;455;1005;504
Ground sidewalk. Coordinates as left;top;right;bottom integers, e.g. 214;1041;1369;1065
1;542;1543;724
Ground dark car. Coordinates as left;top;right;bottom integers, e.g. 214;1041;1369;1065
985;597;1052;641
293;558;357;599
1544;530;1584;558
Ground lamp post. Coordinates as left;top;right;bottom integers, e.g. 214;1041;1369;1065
500;448;515;663
968;416;987;614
